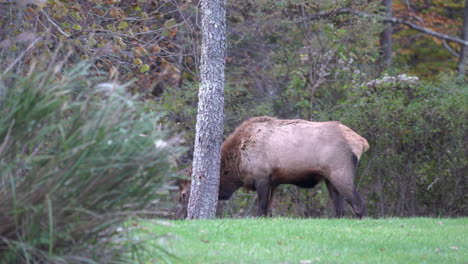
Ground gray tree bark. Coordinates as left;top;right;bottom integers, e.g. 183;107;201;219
381;0;393;69
187;0;226;219
457;0;468;77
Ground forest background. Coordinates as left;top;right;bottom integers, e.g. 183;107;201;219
0;0;466;262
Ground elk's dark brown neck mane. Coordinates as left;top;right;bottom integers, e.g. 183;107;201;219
218;117;274;199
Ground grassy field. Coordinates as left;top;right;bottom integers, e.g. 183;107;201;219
131;217;467;264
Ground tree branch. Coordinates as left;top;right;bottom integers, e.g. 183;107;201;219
306;7;468;47
40;9;70;38
384;16;468;46
443;39;459;57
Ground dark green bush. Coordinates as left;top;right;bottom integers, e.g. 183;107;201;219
0;62;182;263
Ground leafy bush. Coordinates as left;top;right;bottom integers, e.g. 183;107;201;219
327;75;467;217
0;62;181;263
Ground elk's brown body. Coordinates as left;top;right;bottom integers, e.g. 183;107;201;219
176;116;369;218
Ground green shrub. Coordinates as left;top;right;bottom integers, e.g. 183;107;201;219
0;62;182;263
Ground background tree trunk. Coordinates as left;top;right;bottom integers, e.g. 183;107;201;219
457;0;468;77
381;0;393;69
187;0;226;219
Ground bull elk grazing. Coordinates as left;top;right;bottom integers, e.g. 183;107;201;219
176;116;369;218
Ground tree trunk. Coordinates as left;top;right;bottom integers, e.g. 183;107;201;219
457;0;468;77
187;0;226;219
380;0;393;69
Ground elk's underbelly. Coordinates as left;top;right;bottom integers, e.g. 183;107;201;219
272;167;329;188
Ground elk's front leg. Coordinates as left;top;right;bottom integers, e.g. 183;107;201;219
255;180;271;217
326;180;344;218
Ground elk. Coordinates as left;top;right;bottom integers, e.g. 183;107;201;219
176;116;369;218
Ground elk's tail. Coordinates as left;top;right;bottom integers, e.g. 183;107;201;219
338;123;369;160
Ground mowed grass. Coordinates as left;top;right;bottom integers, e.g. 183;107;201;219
133;217;467;264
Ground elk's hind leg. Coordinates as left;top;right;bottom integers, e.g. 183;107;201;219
328;161;366;218
330;154;366;218
349;187;366;218
329;178;366;218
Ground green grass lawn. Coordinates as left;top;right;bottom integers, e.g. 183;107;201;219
132;217;467;264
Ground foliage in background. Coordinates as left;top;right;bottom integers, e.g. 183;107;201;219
0;0;196;96
392;0;466;78
0;61;182;263
226;0;383;119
